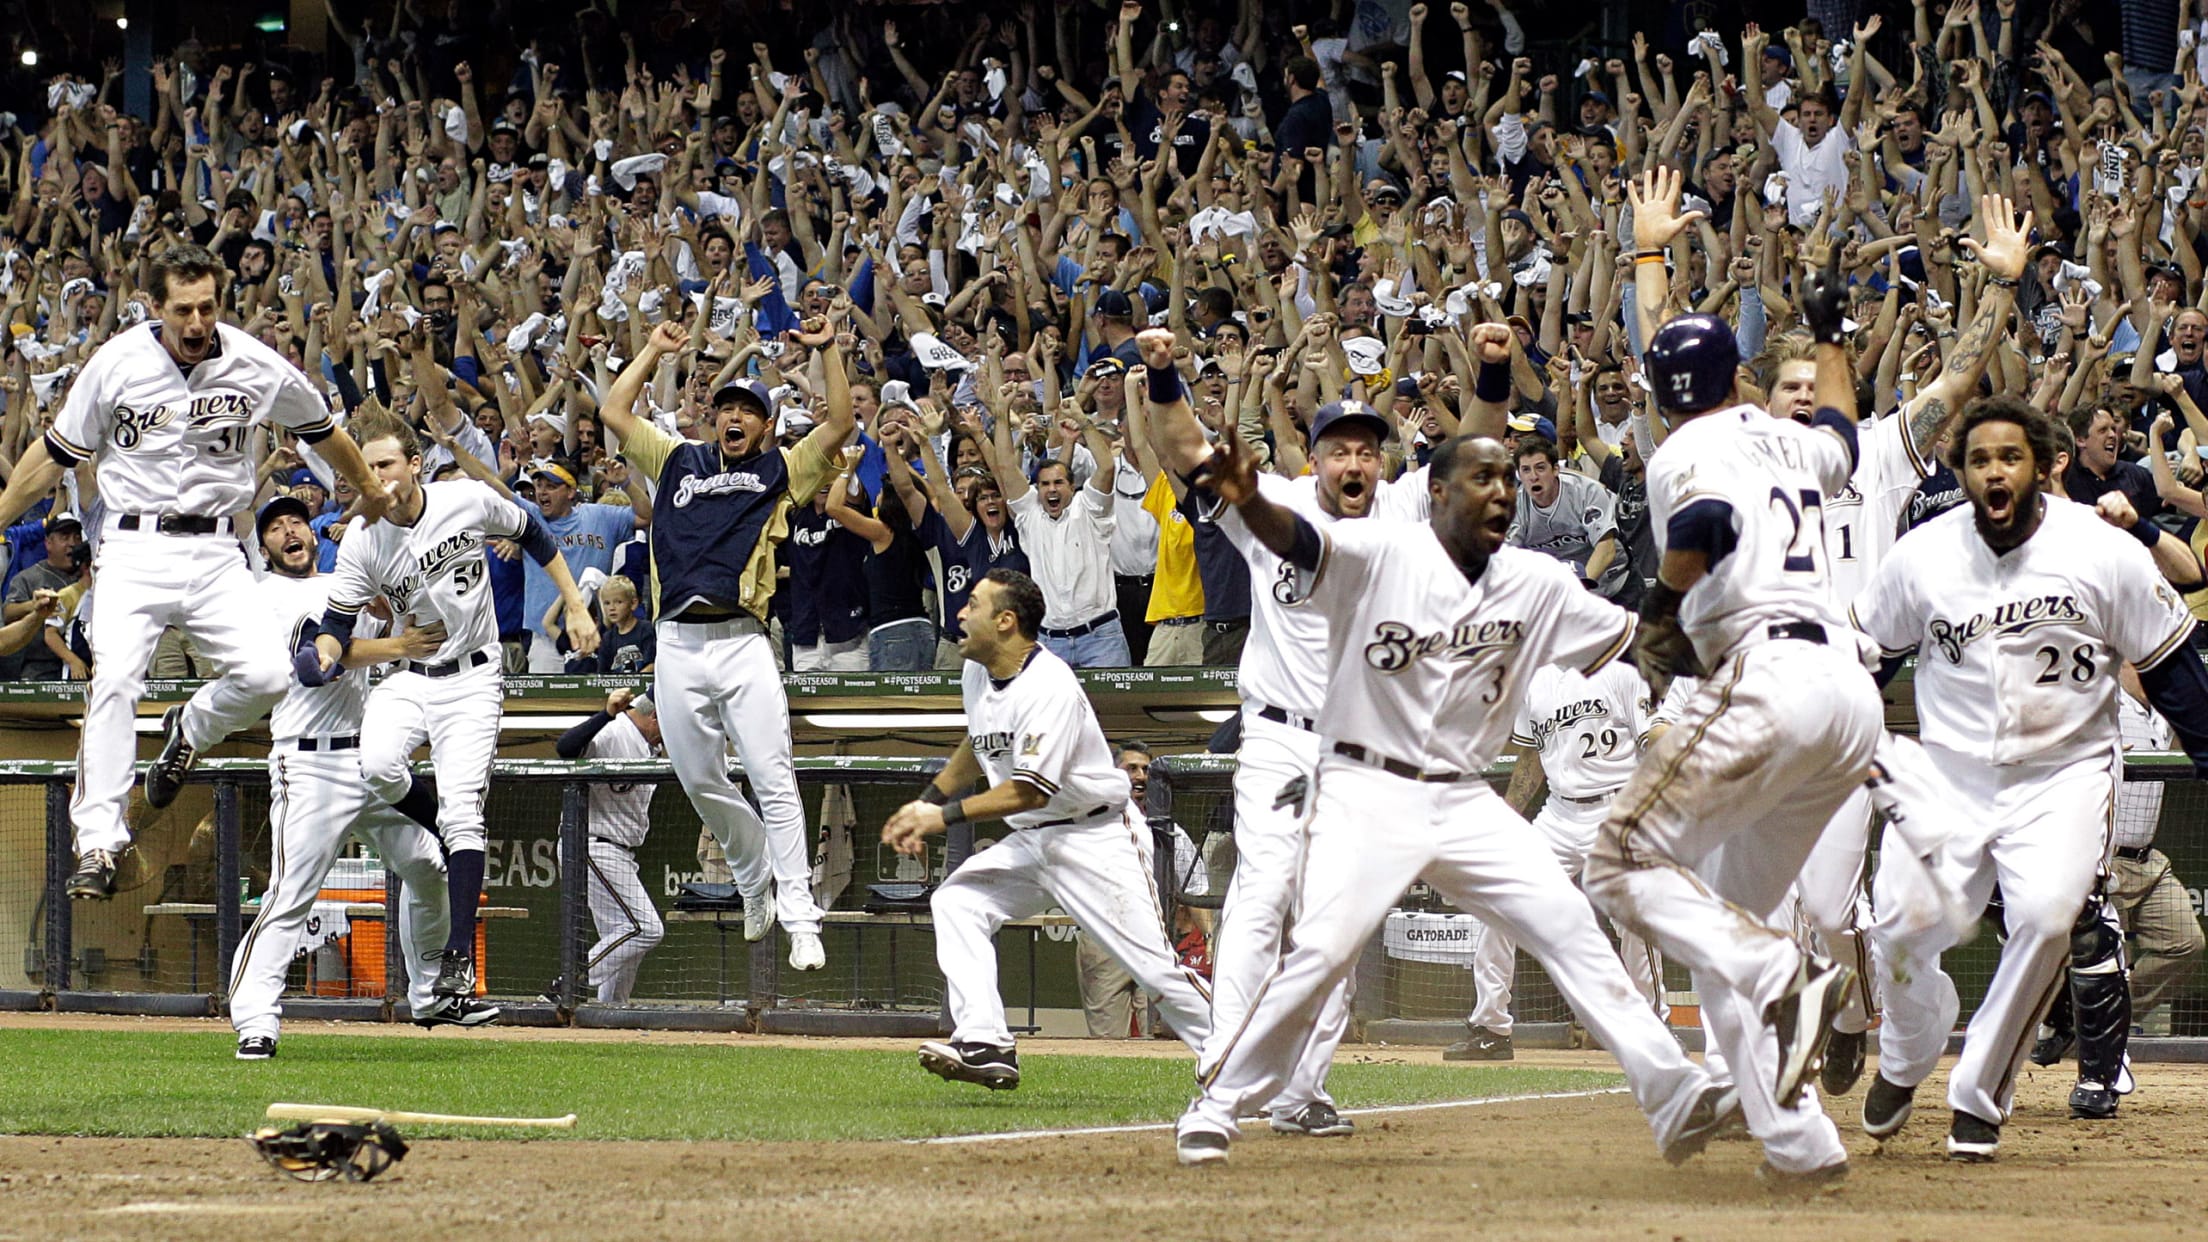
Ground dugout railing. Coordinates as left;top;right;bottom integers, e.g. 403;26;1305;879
3;754;2205;1048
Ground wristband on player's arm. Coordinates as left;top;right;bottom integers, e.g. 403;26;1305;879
938;799;972;829
318;606;360;657
1146;362;1185;406
918;785;951;806
2125;515;2165;551
1474;358;1513;405
1640;578;1686;621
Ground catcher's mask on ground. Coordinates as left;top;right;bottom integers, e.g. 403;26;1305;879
248;1122;409;1182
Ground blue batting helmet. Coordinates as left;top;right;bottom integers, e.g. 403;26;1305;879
1643;313;1740;416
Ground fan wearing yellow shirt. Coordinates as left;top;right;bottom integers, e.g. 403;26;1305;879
1122;373;1208;666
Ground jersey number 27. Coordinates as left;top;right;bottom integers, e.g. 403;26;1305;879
1768;488;1825;575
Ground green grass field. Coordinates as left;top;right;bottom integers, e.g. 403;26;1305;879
0;1030;1622;1142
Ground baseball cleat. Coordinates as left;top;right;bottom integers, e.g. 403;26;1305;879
1946;1111;2000;1161
1442;1025;1513;1061
142;705;197;809
918;1040;1020;1090
788;932;826;971
1176;1128;1231;1167
1861;1074;1917;1140
1270;1101;1355;1137
1756;1159;1849;1192
432;948;479;1001
66;848;118;900
413;996;502;1029
2069;1081;2120;1120
1662;1084;1741;1166
235;1036;277;1061
2030;1025;2075;1067
743;890;777;943
1766;955;1852;1109
1820;1027;1867;1096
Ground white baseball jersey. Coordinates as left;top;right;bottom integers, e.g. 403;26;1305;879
962;646;1133;829
1507;471;1619;584
582;713;659;849
261;573;385;741
1645;404;1852;667
1373;463;1431;523
1511;661;1650;799
2114;694;2172;851
1822;412;1927;605
325;480;530;664
1299;522;1637;773
1212;473;1334;716
1851;495;2196;768
46;322;335;516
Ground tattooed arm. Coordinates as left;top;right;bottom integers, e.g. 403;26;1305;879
1897;194;2032;464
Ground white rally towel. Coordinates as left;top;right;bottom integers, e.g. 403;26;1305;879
908;332;975;371
1383;911;1483;966
295;899;353;955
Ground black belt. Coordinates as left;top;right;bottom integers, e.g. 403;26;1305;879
1332;742;1477;784
1768;621;1827;645
405;650;493;678
667;609;760;627
118;513;224;535
1032;805;1117;829
290;735;360;752
1254;703;1317;732
1555;791;1612;805
2114;845;2153;862
1157;615;1202;627
1041;609;1118;639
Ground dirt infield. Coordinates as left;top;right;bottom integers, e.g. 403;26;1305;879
6;1019;2208;1242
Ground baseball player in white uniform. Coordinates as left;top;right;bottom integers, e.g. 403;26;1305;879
552;687;666;1005
229;496;467;1057
599;319;854;972
1173;433;1728;1169
882;569;1212;1090
0;246;393;900
1580;266;1876;1184
1462;660;1666;1050
308;410;600;1021
1851;397;2208;1161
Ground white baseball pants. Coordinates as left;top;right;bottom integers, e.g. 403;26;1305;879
654;617;819;934
932;807;1212;1051
230;747;449;1040
1584;640;1882;1174
358;655;502;854
75;528;293;855
1470;793;1665;1035
1870;745;2117;1125
561;837;665;1004
1198;712;1350;1119
1796;789;1876;1034
1187;761;1710;1147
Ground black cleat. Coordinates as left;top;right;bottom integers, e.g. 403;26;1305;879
1176;1128;1231;1166
413;995;501;1028
1861;1074;1917;1139
2030;1026;2075;1067
917;1040;1020;1090
433;948;478;1001
142;705;197;809
1442;1025;1514;1061
66;848;118;900
2069;1081;2120;1120
235;1035;277;1060
1663;1084;1741;1166
1270;1101;1355;1137
1766;956;1852;1109
1820;1027;1867;1096
1946;1110;2001;1161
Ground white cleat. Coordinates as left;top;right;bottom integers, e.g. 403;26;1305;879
743;889;777;942
788;932;826;971
1176;1128;1231;1167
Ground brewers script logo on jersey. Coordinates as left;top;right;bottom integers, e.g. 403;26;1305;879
1529;698;1612;747
972;730;1014;758
1925;594;2088;663
1362;619;1526;671
672;469;769;508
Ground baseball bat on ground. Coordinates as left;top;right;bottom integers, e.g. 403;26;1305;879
266;1102;577;1129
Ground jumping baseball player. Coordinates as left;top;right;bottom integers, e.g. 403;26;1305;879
1851;397;2208;1160
229;495;471;1058
0;245;393;900
308;410;600;1022
599;317;857;972
1132;327;1438;1138
1580;249;1875;1185
1172;432;1728;1169
552;687;667;1005
881;569;1213;1089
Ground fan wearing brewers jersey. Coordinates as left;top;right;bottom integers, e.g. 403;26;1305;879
882;570;1213;1090
309;410;601;1022
1171;430;1725;1168
0;245;394;900
552;687;666;1005
1457;661;1665;1061
601;318;856;973
229;496;464;1058
1851;397;2208;1162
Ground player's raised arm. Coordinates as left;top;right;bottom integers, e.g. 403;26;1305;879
1798;245;1860;475
603;321;689;443
0;441;64;530
793;305;857;460
1461;323;1517;441
1132;328;1211;479
1206;427;1323;571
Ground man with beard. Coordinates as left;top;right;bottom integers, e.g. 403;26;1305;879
1851;397;2208;1161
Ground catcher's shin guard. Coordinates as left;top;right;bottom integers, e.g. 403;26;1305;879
2069;894;2131;1091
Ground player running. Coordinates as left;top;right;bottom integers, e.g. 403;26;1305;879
308;410;599;1023
229;496;462;1056
881;569;1212;1089
1172;432;1727;1169
0;245;393;900
1851;397;2208;1161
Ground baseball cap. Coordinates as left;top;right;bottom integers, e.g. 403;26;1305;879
1093;288;1136;319
285;467;323;489
490;119;520;135
1507;412;1559;443
1368;180;1404;204
712;379;772;415
45;511;82;534
630;692;656;716
1501;209;1535;228
1582;89;1612;108
1084;355;1129;379
1764;44;1793;69
254;495;312;542
531;459;580;488
1308;399;1392;445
